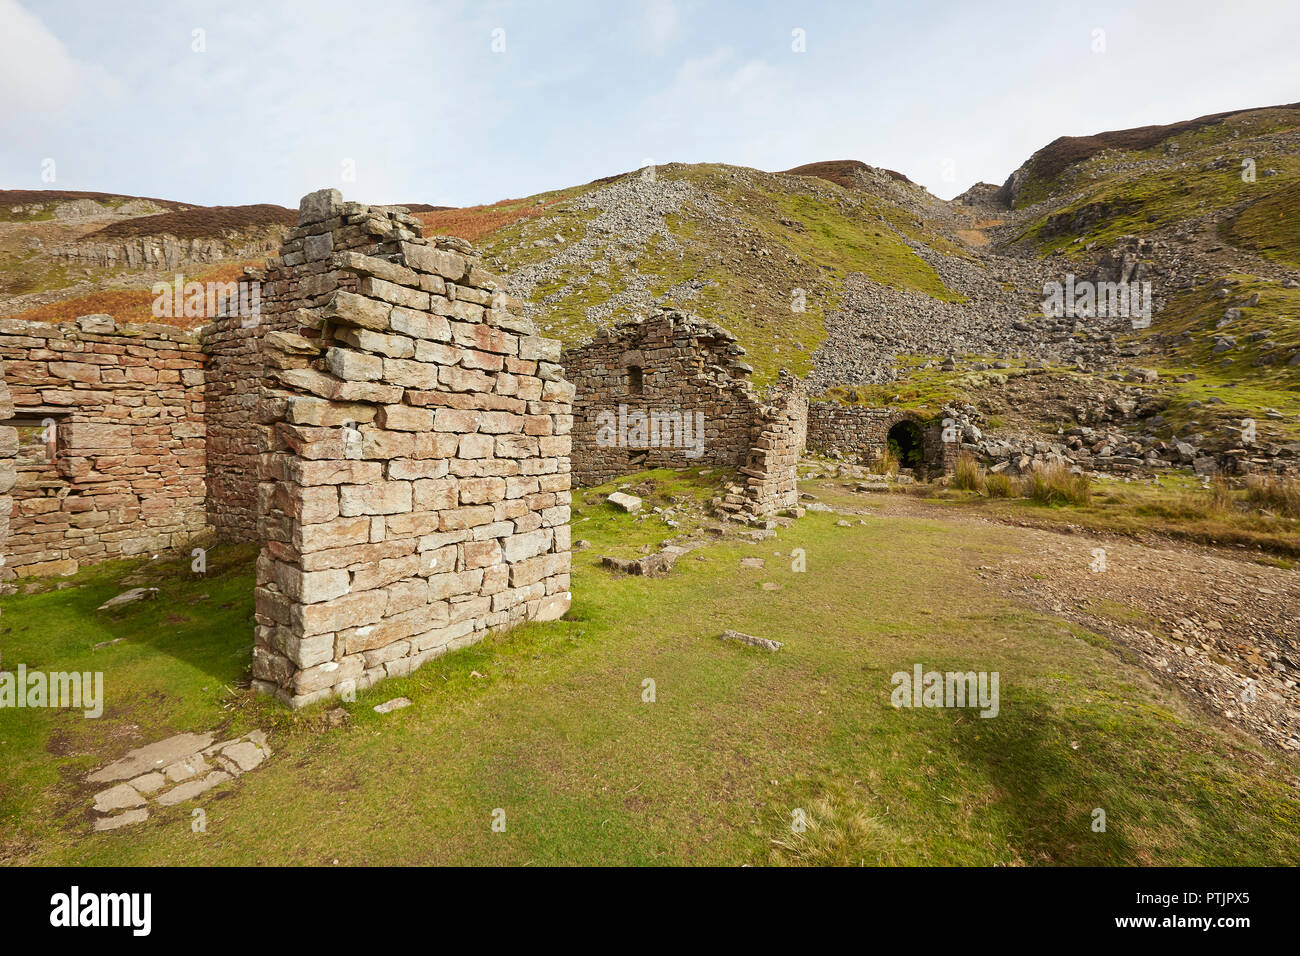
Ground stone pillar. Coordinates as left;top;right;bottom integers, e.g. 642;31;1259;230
0;359;15;593
252;190;573;708
740;371;807;515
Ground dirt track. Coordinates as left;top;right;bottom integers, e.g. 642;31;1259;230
862;492;1300;757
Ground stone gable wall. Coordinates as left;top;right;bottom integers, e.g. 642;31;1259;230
0;315;207;577
565;310;756;484
738;371;807;515
565;309;805;516
252;190;572;708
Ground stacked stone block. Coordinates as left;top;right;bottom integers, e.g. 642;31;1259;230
729;371;807;516
0;315;207;576
252;190;572;708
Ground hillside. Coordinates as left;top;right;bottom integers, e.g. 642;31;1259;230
0;192;293;326
976;104;1300;457
3;103;1298;459
420;105;1297;468
433;161;1067;392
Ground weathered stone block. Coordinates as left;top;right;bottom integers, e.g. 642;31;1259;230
339;481;413;516
326;348;383;382
323;290;392;331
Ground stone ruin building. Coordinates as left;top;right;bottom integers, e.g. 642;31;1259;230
0;188;952;705
0;190;572;707
804;403;956;476
565;310;807;516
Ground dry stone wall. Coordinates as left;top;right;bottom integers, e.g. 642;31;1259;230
806;401;954;474
252;189;572;708
734;371;807;515
566;310;754;482
0;315;207;577
201;271;275;542
566;309;805;516
0;359;15;593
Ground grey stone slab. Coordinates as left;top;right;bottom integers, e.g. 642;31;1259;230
155;771;231;806
220;741;266;772
88;732;215;784
162;754;209;783
93;783;145;813
130;772;167;795
94;808;148;831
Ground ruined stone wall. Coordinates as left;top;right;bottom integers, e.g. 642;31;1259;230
806;402;894;460
0;359;15;592
253;190;572;708
565;310;757;485
0;315;207;577
201;270;280;542
806;401;954;473
733;371;807;515
565;309;805;514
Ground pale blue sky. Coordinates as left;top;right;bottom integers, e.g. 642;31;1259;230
2;0;1297;207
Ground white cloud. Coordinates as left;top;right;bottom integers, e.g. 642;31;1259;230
0;0;118;132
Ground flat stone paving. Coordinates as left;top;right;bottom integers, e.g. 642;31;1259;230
89;730;271;829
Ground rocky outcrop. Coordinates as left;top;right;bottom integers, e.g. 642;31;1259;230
53;232;282;271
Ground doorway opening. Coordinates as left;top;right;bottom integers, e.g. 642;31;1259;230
886;419;925;472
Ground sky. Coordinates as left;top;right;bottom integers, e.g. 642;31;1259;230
1;0;1297;208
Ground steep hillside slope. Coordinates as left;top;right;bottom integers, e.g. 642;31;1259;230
437;161;1077;390
980;104;1300;453
2;103;1296;461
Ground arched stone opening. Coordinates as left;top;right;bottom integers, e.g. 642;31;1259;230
886;418;925;472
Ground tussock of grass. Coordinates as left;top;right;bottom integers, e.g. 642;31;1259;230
769;792;900;866
1210;476;1235;514
984;471;1015;498
1024;464;1092;507
929;472;1300;560
953;452;983;492
1246;474;1300;517
876;447;900;477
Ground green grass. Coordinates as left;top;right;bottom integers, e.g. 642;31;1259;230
1225;182;1300;270
3;473;1298;865
0;544;268;854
